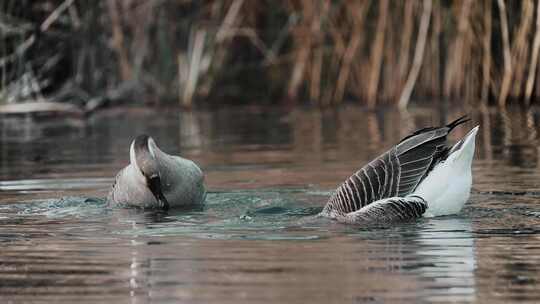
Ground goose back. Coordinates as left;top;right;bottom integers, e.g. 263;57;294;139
108;136;205;209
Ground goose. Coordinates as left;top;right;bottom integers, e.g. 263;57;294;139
320;116;478;224
107;135;206;210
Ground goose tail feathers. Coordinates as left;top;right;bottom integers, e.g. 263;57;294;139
447;115;471;132
448;125;479;165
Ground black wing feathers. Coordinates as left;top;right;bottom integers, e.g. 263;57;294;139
398;115;470;144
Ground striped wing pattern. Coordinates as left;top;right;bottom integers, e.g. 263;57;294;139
338;196;427;224
324;149;399;215
322;116;468;219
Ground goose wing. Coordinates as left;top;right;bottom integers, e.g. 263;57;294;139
336;196;427;224
323;116;468;216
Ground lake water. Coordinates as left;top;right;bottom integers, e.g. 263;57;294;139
1;105;539;303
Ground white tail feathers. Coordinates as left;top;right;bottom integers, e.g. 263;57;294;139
413;126;479;217
449;125;478;166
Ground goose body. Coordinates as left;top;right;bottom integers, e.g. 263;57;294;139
108;135;206;209
321;116;478;224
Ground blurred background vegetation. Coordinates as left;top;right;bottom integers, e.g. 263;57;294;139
2;0;540;110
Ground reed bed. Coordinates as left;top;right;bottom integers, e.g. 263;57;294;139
2;0;540;108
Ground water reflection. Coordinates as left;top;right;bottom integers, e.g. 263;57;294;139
415;217;476;302
1;105;540;302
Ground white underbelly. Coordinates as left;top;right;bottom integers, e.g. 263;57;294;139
412;156;473;217
422;171;472;217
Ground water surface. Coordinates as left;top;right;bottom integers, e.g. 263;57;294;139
1;106;540;303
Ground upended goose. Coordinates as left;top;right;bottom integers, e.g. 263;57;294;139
108;135;206;210
320;116;478;224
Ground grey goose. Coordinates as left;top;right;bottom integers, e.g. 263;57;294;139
108;135;206;209
320;116;479;224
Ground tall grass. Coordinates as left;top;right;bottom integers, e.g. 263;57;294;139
2;0;540;108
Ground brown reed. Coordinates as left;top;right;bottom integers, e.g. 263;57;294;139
2;0;540;108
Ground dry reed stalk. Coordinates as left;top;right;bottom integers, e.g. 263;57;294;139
461;5;475;102
463;1;481;105
429;5;440;96
132;2;155;79
349;55;366;99
433;4;444;97
381;10;399;102
216;0;245;43
287;0;314;102
11;0;540;108
287;46;310;101
40;0;75;32
325;17;345;104
182;29;206;108
481;0;492;104
68;4;81;28
287;2;311;102
398;0;432;109
419;3;440;98
397;1;415;88
327;19;346;68
332;1;370;105
510;0;534;99
366;0;389;108
107;0;132;81
443;0;472;98
201;0;245;96
332;4;362;103
308;0;329;105
525;0;540;105
497;0;512;106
